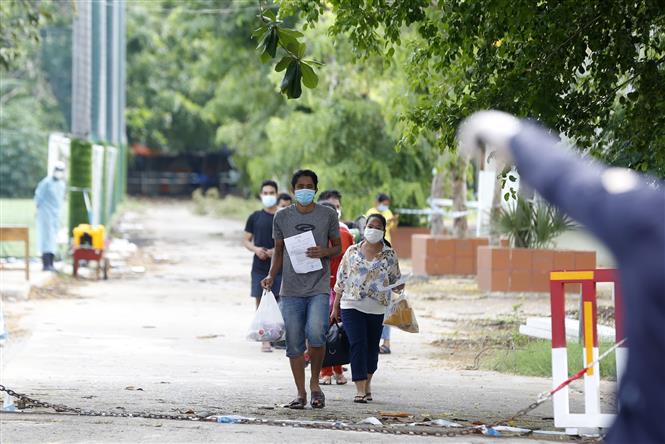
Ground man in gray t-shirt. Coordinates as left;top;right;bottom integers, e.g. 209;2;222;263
262;170;341;410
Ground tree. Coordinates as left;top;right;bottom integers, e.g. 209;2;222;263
280;0;665;177
0;1;68;197
0;0;53;71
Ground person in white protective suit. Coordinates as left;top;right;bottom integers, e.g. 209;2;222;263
34;161;66;271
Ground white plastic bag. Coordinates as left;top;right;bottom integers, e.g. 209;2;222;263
383;292;419;333
246;290;285;342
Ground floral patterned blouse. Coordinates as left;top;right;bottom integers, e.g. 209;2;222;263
334;242;402;306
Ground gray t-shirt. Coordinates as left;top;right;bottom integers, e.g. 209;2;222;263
273;204;340;297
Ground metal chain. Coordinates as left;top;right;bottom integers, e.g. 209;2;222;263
0;382;539;438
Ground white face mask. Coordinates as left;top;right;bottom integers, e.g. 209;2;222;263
364;227;384;244
261;195;277;208
53;171;65;181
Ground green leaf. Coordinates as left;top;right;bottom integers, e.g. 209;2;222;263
275;56;292;72
280;60;297;94
278;28;300;46
504;192;510;201
252;25;268;39
300;62;318;88
297;42;306;58
277;28;304;39
266;28;278;58
261;9;276;21
508;175;517;182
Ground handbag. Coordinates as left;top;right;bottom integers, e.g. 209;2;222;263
322;322;350;367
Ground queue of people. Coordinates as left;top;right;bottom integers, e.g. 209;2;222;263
244;170;402;407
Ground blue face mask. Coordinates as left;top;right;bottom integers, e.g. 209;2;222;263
294;189;316;205
378;204;389;212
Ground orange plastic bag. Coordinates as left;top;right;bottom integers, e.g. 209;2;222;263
383;292;419;333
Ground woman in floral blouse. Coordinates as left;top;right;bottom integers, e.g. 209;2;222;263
332;213;404;403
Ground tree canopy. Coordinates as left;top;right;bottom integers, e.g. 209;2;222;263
125;1;437;220
280;0;665;177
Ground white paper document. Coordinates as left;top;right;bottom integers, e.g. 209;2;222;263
284;231;323;274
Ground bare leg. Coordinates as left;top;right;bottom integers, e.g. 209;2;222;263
289;355;307;399
308;345;325;393
354;379;367;397
366;373;374;398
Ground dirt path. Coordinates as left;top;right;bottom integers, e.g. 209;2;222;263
1;201;607;443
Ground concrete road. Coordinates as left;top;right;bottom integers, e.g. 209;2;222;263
1;201;585;443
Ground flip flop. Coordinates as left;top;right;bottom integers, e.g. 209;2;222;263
310;391;325;409
320;375;332;385
286;396;306;410
353;395;368;404
365;392;372;401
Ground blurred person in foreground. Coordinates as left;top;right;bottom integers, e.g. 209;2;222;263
34;161;66;272
458;110;664;444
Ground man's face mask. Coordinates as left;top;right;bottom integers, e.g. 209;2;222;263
261;194;277;208
53;170;65;181
294;189;316;205
377;203;389;212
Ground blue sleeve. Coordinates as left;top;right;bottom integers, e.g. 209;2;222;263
509;123;665;255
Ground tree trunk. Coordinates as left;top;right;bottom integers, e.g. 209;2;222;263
452;155;468;239
430;165;446;236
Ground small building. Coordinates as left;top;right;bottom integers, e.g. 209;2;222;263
127;144;239;196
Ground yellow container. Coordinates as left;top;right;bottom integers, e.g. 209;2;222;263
73;224;106;249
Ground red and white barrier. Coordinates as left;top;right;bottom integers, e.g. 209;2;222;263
549;269;626;435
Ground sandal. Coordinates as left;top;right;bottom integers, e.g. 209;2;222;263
310;391;325;409
334;373;347;385
365;392;373;401
286;396;307;410
320;375;332;385
353;394;368;404
379;345;391;354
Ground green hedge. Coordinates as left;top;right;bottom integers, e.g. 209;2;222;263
68;138;92;234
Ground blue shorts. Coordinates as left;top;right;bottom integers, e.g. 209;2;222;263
251;271;281;299
280;294;329;358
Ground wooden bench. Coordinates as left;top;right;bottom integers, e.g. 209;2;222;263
0;225;30;280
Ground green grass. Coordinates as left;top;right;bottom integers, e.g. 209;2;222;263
0;198;69;257
485;338;617;380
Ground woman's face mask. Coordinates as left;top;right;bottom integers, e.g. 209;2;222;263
53;170;65;181
364;227;384;244
377;203;389;212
